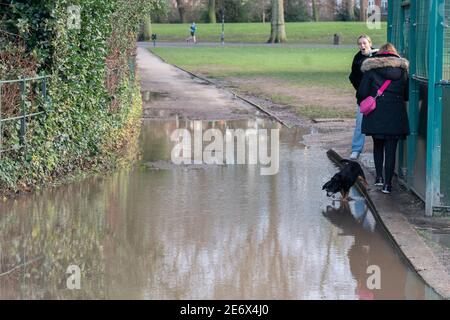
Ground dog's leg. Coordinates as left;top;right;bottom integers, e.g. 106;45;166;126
341;190;349;202
345;191;350;201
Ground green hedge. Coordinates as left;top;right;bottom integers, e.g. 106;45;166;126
0;0;162;194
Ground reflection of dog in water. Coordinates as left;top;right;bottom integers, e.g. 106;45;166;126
322;201;374;299
322;160;367;201
322;201;370;236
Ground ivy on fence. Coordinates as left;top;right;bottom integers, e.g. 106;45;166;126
0;0;164;193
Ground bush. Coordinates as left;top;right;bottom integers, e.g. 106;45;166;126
0;0;163;194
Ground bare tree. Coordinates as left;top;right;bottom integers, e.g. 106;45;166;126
208;0;216;23
262;0;267;23
311;0;319;22
322;0;336;20
360;0;368;22
176;0;187;23
268;0;287;43
345;0;355;20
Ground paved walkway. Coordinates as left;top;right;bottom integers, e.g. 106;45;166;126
137;47;262;121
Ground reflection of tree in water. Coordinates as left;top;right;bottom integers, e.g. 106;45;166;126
0;169;162;299
1;118;301;299
139;121;360;299
102;170;164;299
0;178;108;299
0;118;430;299
140;118;287;164
322;197;426;300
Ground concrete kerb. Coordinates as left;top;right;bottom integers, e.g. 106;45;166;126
327;149;450;299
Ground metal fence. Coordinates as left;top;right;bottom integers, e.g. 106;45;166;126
389;0;403;54
388;0;450;215
415;0;429;79
0;54;136;157
444;0;450;80
0;75;50;155
389;0;429;79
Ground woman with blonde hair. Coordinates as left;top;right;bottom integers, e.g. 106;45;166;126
349;34;378;160
357;43;410;194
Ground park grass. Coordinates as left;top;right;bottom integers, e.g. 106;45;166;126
150;46;358;119
151;46;354;88
151;22;387;45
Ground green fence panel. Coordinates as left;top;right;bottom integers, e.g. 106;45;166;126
444;0;450;80
416;0;430;79
390;0;403;48
442;87;450;207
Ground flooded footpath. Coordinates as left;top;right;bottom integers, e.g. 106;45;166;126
0;118;440;299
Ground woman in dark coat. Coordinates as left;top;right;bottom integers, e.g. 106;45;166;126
357;43;410;194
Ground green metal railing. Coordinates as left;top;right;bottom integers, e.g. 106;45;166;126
0;55;135;156
415;0;430;78
444;0;450;80
0;75;50;155
388;0;450;215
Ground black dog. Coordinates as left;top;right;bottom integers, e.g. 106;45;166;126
322;160;367;201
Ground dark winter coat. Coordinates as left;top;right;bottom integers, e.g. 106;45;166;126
357;53;410;137
349;49;377;91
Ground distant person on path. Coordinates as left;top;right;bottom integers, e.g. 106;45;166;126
348;35;378;160
186;22;197;44
357;43;410;194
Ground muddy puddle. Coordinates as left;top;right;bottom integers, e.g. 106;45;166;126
0;118;440;299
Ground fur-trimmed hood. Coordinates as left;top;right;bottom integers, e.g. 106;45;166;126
361;56;409;73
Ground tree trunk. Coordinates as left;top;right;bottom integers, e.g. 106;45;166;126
360;0;368;22
312;0;319;22
346;0;355;21
262;0;266;23
208;0;216;23
176;0;186;23
268;0;287;43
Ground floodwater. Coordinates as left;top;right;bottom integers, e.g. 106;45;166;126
0;118;440;299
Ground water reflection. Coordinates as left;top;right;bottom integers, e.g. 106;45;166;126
323;190;427;300
0;119;436;299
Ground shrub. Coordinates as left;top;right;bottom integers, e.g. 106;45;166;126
0;0;163;194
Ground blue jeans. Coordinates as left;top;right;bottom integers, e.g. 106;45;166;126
352;106;365;153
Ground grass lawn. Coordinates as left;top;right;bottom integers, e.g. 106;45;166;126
151;22;387;45
150;46;358;119
152;46;355;88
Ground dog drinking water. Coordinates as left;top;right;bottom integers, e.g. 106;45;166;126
322;160;367;201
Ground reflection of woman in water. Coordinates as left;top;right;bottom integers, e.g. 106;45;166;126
323;191;425;300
